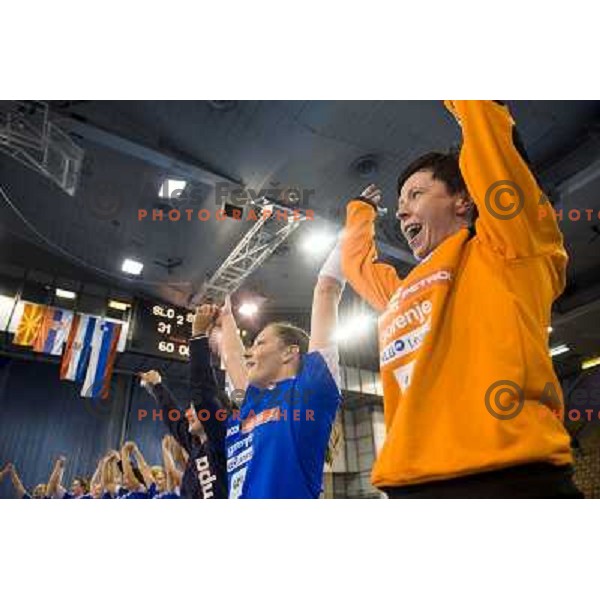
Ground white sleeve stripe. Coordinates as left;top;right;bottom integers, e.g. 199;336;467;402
315;346;341;390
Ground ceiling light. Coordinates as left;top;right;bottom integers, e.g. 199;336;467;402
55;288;76;299
121;258;144;275
335;313;376;343
550;344;570;357
582;357;600;371
108;300;130;311
547;326;553;333
238;302;258;317
159;178;188;200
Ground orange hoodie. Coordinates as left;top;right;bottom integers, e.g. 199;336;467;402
341;101;573;489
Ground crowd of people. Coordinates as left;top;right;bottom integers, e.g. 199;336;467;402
2;101;584;499
2;228;345;499
0;436;188;499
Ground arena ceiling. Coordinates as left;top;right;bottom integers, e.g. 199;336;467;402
0;100;599;376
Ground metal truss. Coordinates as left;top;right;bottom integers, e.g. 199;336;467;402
195;197;309;303
0;101;84;196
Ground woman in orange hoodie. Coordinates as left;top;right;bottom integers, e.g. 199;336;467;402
341;100;582;498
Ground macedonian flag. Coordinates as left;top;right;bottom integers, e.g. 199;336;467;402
13;302;45;347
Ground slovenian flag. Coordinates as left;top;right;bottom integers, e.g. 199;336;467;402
80;319;122;399
60;314;98;381
33;307;73;355
103;317;129;353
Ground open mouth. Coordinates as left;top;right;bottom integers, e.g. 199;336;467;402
403;223;423;247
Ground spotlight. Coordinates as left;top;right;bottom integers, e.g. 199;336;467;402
582;357;600;371
550;344;570;357
302;230;336;256
55;288;76;300
122;258;144;275
238;302;258;317
335;313;376;343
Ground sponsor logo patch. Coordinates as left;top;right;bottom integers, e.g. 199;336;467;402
394;361;415;393
380;321;430;366
230;468;247;499
381;300;432;342
387;270;452;311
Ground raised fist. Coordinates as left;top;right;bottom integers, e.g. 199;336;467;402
193;304;220;337
360;184;383;206
139;370;162;386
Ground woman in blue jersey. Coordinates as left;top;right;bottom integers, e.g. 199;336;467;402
217;239;345;499
46;456;93;499
118;441;157;499
1;463;47;499
152;435;184;499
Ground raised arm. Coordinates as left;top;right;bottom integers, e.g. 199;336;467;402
121;442;144;491
219;296;249;392
444;100;565;262
189;308;228;448
8;464;28;499
101;452;121;497
190;305;225;413
130;442;155;490
139;370;193;453
341;185;403;312
89;456;103;492
309;238;345;353
46;456;66;498
161;436;182;491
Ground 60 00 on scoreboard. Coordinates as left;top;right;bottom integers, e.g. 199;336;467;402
132;300;194;361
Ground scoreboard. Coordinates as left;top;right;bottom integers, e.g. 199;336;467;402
132;299;194;361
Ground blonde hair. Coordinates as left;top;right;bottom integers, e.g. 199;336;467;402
151;465;165;479
32;484;47;498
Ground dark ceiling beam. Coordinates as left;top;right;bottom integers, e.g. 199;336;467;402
538;123;600;193
554;294;600;328
555;155;600;199
62;117;243;188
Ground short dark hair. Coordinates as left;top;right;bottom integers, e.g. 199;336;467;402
396;150;468;198
269;322;310;355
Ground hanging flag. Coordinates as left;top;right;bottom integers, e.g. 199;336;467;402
0;295;17;332
104;317;129;352
60;314;98;381
7;300;24;333
13;302;45;346
80;319;122;399
33;307;73;355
